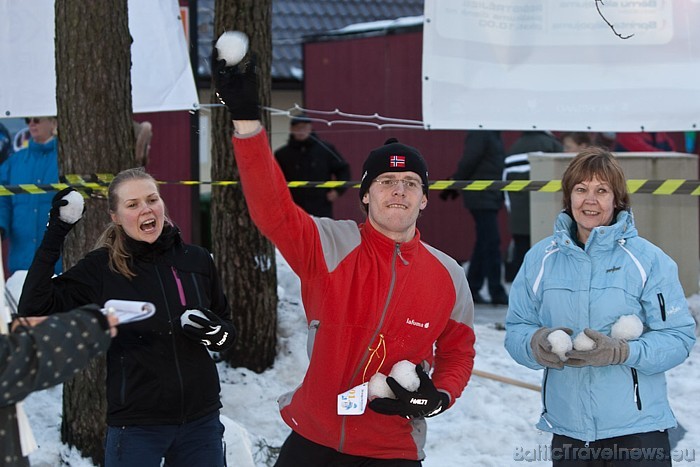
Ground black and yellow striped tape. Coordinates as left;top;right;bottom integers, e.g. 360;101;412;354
0;176;698;196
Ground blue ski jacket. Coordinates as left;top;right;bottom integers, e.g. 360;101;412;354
0;138;59;274
505;210;695;442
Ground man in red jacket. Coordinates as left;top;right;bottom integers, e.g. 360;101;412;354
214;48;475;466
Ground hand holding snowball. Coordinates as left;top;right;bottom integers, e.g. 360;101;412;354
566;329;630;367
213;31;260;120
530;327;573;369
43;187;85;253
50;187;84;225
368;360;421;400
573;331;597;351
369;363;449;419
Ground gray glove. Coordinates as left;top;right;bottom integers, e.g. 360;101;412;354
565;328;629;367
530;327;573;370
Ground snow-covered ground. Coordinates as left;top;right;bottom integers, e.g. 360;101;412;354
22;252;700;466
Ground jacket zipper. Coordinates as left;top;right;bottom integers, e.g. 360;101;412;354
631;368;642;410
338;242;402;453
657;293;666;321
155;265;186;423
540;368;553;428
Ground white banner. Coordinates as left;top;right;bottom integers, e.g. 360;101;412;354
422;0;700;131
0;0;199;118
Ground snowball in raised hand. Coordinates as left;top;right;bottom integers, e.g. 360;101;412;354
215;31;249;66
59;189;85;224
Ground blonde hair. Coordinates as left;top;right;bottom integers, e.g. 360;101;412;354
94;167;167;279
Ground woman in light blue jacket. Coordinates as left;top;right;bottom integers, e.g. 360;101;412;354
505;148;696;466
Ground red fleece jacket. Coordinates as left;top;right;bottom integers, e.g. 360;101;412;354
232;128;475;460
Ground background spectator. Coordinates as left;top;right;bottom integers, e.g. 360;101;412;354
561;132;593;153
0;122;12;166
503;131;563;282
442;130;508;305
0;116;59;275
274;115;351;218
614;132;676;152
133;120;153;167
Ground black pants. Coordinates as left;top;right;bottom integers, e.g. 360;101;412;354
275;431;422;467
467;208;505;297
552;431;672;467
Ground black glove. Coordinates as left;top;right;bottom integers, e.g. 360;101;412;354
369;364;449;419
42;187;80;252
0;226;5;240
212;46;260;120
181;307;236;351
439;189;460;201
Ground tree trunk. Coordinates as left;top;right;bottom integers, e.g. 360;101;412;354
212;0;277;372
55;1;134;464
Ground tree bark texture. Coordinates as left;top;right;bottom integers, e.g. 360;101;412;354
55;0;134;464
212;0;277;373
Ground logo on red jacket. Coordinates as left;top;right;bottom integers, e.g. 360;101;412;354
389;155;406;168
406;318;430;329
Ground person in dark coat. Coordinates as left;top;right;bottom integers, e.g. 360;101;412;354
274;115;351;218
1;305;117;467
441;131;508;305
18;168;235;467
503;131;563;281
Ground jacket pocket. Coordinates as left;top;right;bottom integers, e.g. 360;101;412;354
657;293;666;321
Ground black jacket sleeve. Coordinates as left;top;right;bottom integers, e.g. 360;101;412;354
18;247;103;317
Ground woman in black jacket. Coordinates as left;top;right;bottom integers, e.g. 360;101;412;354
18;168;235;467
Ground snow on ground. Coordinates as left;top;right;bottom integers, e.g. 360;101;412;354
22;253;700;466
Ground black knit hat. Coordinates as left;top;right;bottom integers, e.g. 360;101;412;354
290;113;312;126
359;138;429;199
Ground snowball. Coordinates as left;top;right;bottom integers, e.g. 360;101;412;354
611;314;644;340
180;309;207;329
389;360;420;392
547;330;573;361
573;331;597;351
368;372;394;400
59;190;84;224
215;31;249;66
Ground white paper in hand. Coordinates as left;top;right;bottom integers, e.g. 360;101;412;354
103;299;156;324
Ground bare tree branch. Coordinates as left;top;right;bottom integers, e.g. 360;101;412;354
595;0;634;40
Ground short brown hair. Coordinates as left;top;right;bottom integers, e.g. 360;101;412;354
561;147;630;214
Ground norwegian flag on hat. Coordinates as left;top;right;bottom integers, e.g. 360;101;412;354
389;155;406;168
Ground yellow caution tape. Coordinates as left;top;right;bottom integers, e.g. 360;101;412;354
0;175;699;196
